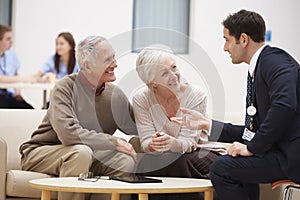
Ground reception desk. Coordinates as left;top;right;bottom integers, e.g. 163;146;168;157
0;82;55;109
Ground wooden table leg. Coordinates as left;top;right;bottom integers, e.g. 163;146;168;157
111;193;120;200
41;190;51;200
42;89;47;109
204;190;213;200
138;193;148;200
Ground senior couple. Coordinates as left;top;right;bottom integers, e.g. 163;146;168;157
19;9;300;200
19;35;215;200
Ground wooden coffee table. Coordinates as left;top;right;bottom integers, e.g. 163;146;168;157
29;177;214;200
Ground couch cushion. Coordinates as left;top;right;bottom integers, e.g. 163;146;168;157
0;109;47;170
6;170;54;198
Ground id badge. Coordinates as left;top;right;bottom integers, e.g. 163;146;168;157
242;128;255;141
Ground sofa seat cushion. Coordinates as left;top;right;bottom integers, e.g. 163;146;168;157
6;170;54;198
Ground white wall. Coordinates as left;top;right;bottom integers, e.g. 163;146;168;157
12;0;300;114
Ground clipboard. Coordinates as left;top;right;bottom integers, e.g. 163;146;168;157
109;175;162;183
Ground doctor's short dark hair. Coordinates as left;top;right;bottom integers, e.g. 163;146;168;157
222;9;266;43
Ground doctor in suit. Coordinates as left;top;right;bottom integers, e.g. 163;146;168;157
179;9;300;200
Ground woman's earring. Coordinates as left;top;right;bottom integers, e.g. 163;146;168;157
148;83;157;90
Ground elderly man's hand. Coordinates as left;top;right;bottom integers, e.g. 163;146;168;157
116;138;137;161
179;107;210;131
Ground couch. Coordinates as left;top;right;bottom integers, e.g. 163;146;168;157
0;109;52;200
0;109;291;199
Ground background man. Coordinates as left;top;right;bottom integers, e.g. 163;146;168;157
0;24;36;108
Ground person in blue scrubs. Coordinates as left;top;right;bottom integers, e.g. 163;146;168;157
36;32;79;83
0;24;35;109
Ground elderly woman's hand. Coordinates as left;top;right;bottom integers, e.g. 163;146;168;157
180;107;211;131
148;132;176;152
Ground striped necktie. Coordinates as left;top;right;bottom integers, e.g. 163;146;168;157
245;72;253;130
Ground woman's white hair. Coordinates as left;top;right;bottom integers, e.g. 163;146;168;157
136;44;175;84
76;36;106;70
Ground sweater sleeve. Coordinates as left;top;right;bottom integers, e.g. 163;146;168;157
132;90;157;152
110;86;138;136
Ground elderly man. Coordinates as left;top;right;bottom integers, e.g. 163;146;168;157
19;36;138;200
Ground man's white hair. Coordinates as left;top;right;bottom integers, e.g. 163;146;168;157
76;36;106;70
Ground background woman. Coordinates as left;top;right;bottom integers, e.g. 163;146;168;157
36;32;79;83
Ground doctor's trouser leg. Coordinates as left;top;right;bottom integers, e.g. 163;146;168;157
210;152;287;200
21;144;93;200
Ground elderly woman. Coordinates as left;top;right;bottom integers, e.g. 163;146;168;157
132;44;218;200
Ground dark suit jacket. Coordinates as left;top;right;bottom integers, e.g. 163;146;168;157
210;45;300;183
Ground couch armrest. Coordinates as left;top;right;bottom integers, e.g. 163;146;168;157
0;137;7;200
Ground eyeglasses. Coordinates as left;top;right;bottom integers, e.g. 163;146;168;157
78;172;101;182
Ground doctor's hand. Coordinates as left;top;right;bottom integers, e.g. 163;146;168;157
180;107;211;131
227;141;253;157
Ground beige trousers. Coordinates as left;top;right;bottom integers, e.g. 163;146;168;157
21;144;135;200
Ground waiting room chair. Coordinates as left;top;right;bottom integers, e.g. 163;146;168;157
271;180;300;200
